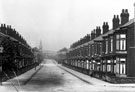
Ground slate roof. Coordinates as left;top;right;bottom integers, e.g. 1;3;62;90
0;31;18;42
93;29;115;41
93;34;103;41
121;18;134;28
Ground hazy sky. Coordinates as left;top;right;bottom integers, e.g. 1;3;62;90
0;0;134;51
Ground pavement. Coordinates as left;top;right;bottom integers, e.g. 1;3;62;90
58;64;135;88
0;64;43;92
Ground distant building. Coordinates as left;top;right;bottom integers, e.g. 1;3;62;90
57;48;68;64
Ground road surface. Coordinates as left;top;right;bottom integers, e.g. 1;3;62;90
1;59;135;92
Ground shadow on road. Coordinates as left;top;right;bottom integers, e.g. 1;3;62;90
27;60;65;87
28;73;64;87
23;66;44;85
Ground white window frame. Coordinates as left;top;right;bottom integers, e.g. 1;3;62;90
116;34;126;51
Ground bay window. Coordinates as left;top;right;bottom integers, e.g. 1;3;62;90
120;58;126;74
116;57;126;75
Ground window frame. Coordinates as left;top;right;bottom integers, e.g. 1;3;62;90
116;34;126;51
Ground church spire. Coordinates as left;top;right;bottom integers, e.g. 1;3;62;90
39;40;43;51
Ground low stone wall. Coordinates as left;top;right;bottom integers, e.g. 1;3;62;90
105;75;135;83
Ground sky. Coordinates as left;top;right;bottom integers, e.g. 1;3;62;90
0;0;134;51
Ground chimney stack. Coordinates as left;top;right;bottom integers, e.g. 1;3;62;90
91;30;96;40
86;34;90;41
112;15;120;29
0;24;3;33
1;24;7;34
120;9;129;25
102;22;109;34
96;26;101;37
91;31;93;40
93;29;96;38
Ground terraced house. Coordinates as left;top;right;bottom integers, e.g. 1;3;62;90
63;9;135;83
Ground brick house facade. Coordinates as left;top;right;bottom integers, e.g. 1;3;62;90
63;9;135;83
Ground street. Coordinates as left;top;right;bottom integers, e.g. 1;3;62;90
1;59;135;92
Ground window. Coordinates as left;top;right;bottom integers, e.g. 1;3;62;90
120;39;126;50
114;60;117;73
110;37;113;52
107;60;111;72
92;63;95;70
116;35;120;50
116;34;126;51
99;43;102;55
103;64;106;72
120;58;126;74
116;40;119;50
120;34;126;38
95;43;97;55
89;62;92;70
92;45;94;56
86;60;89;69
116;57;120;74
105;39;108;54
89;45;91;56
116;57;126;75
103;60;106;72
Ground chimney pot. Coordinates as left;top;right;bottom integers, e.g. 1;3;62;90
117;15;119;19
7;25;9;28
125;9;128;13
3;24;6;28
1;24;3;27
122;9;124;13
114;15;116;18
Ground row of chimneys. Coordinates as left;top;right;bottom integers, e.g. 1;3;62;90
91;9;129;40
71;34;91;48
0;24;27;44
71;9;129;48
